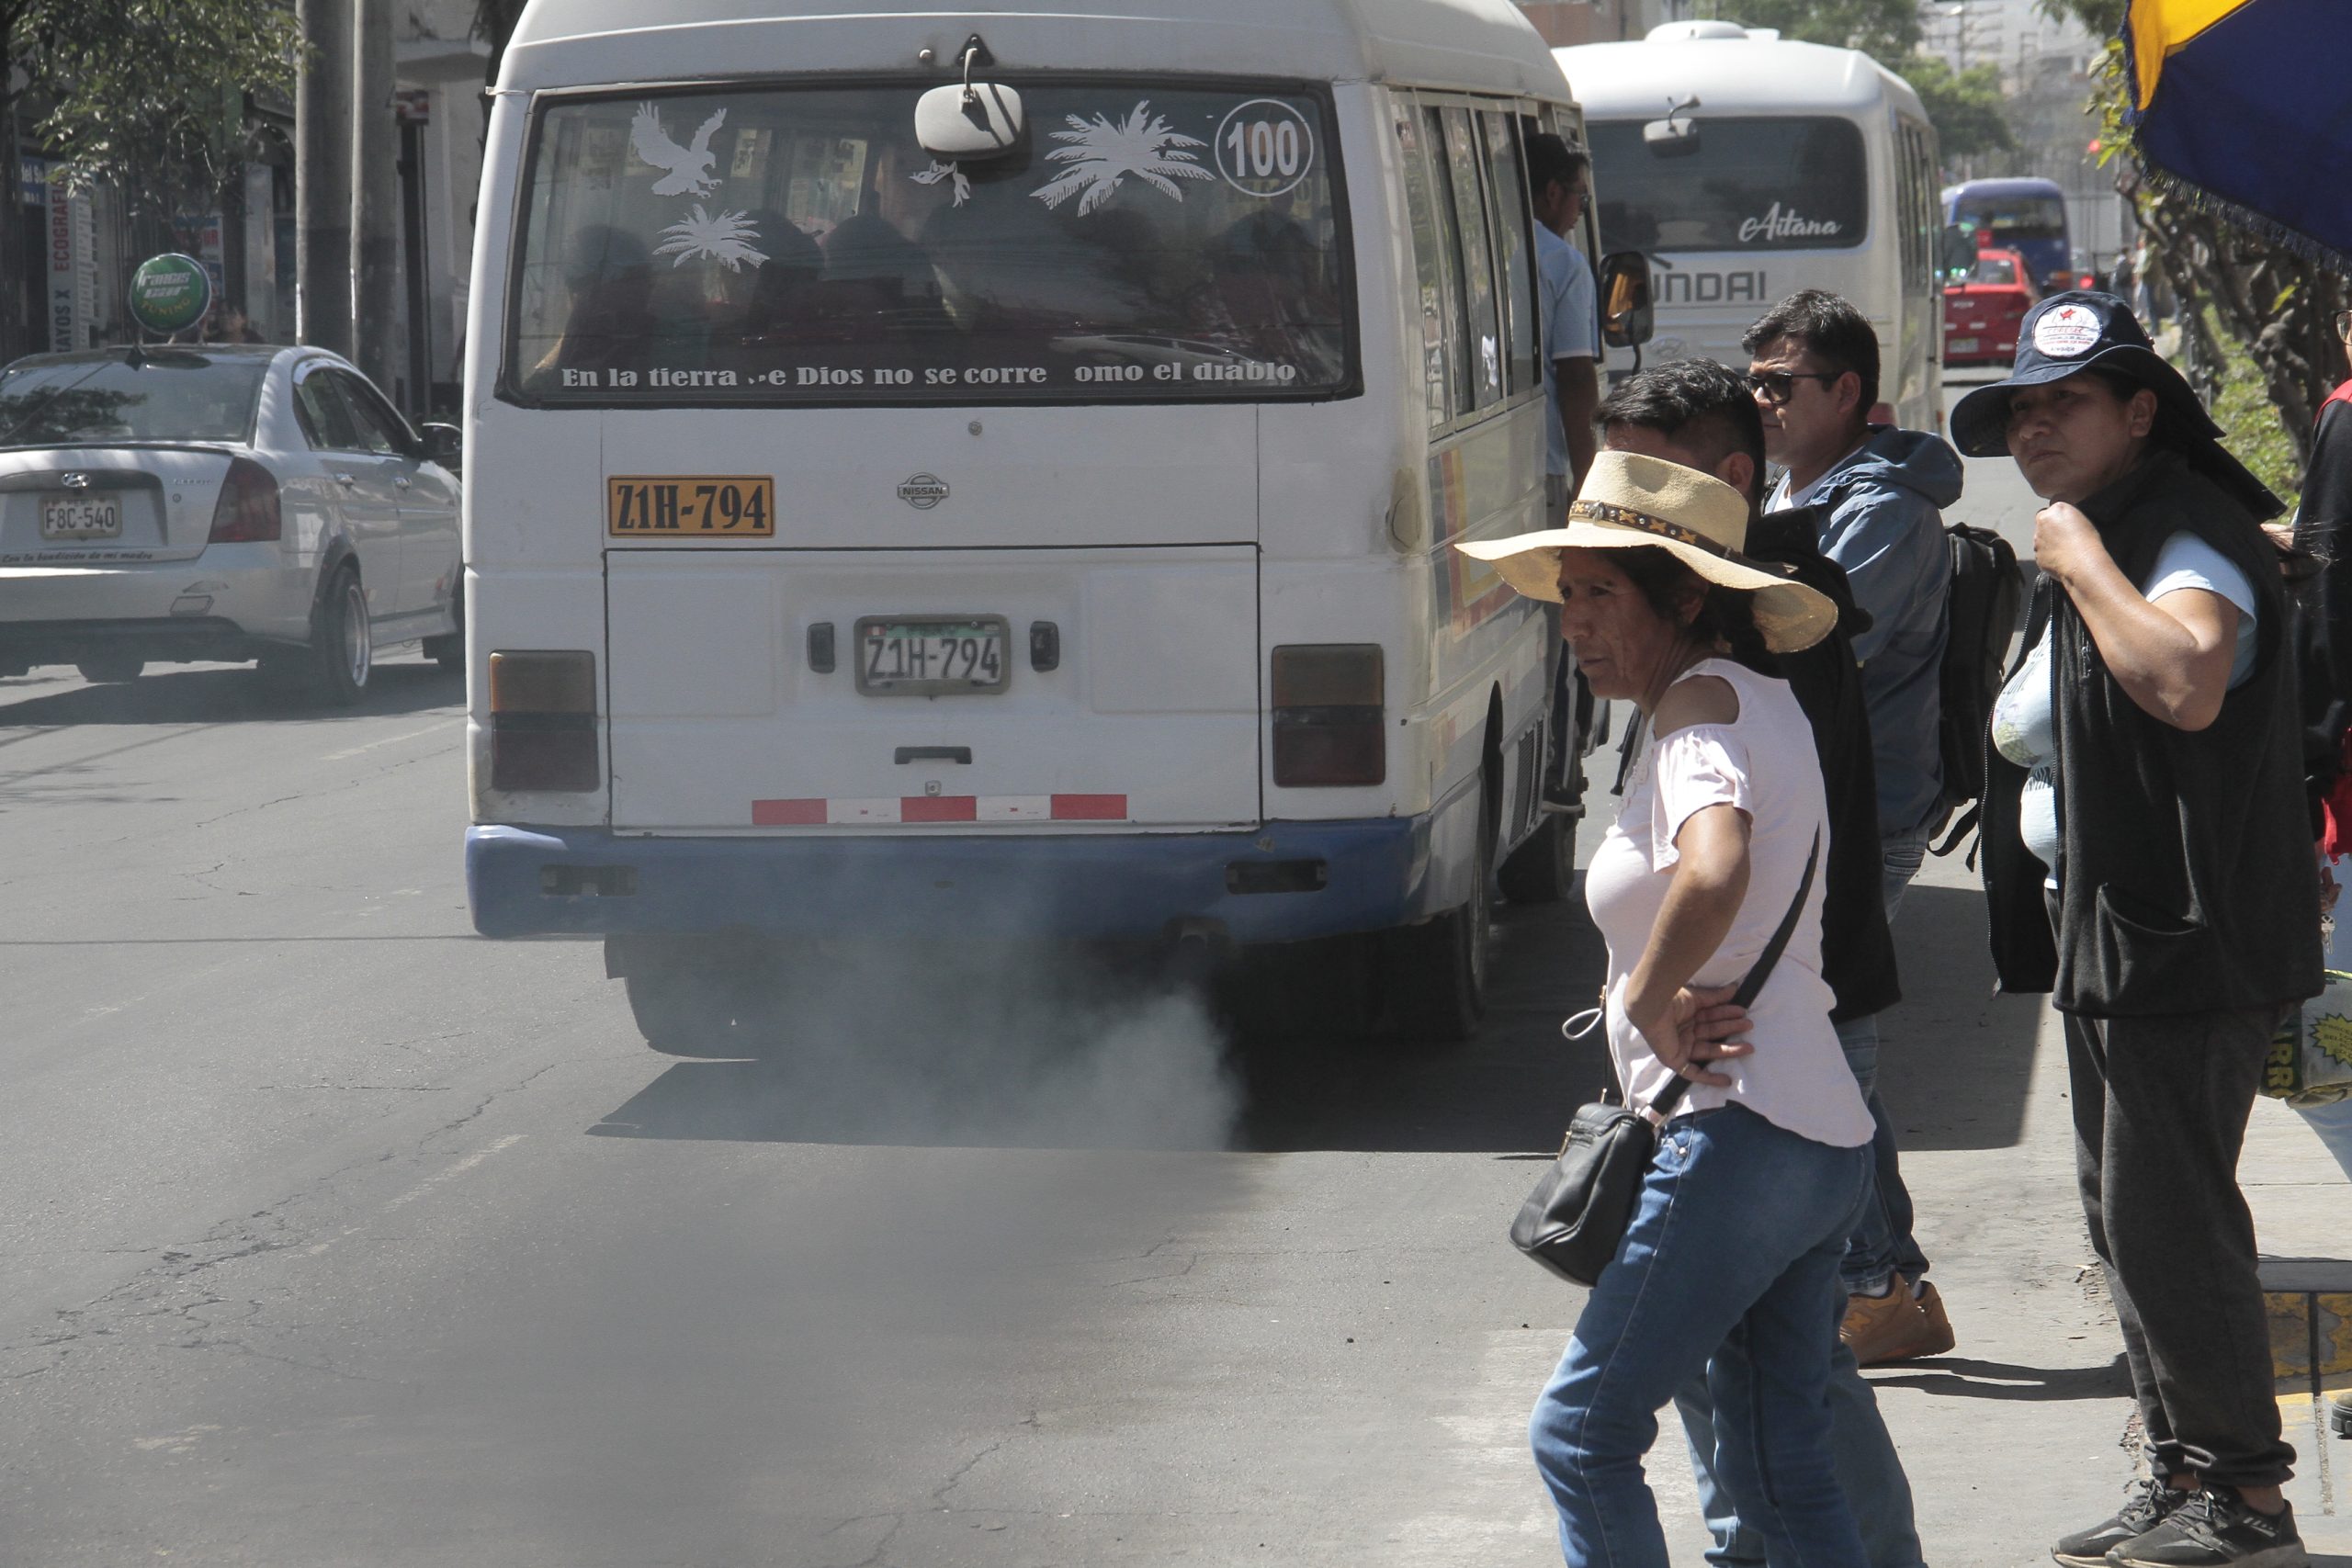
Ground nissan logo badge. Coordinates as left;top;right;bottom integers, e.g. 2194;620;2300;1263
61;472;89;489
897;473;949;511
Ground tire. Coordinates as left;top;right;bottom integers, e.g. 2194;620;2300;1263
74;654;144;683
1498;810;1578;906
309;567;372;706
423;581;464;672
623;964;784;1058
1386;778;1495;1043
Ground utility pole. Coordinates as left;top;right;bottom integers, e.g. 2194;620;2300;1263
297;0;354;355
352;0;400;398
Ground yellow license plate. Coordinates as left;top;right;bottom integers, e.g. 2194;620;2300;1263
606;475;775;537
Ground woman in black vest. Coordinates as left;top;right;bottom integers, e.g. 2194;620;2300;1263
1951;292;2319;1568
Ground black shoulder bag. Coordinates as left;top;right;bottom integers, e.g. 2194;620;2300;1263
1509;832;1820;1286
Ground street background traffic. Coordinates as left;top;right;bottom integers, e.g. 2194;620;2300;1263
0;369;2340;1564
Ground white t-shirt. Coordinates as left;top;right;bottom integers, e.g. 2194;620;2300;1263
1582;659;1872;1149
1991;530;2258;884
1537;224;1598;479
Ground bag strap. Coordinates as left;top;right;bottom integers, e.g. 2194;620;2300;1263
1642;829;1822;1121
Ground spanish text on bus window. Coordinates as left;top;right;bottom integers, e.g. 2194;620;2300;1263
506;85;1351;404
1586;118;1867;252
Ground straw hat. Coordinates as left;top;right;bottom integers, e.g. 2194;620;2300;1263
1455;450;1837;653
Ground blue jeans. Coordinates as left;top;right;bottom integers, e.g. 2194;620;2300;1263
1838;827;1931;1296
2296;1094;2352;1180
1531;1104;1872;1568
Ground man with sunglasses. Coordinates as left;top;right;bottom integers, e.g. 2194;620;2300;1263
1744;289;1965;1368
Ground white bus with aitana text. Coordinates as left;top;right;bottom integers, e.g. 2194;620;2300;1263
462;0;1646;1045
1559;22;1944;433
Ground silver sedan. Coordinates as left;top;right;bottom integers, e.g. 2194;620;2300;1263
0;344;461;704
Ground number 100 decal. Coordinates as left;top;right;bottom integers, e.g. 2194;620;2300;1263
1216;99;1316;199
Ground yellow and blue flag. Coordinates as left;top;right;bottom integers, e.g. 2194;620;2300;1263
2123;0;2352;267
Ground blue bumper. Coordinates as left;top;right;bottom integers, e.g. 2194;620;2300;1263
466;819;1439;943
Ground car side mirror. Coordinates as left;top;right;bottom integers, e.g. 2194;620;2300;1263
1600;251;1654;350
420;422;462;468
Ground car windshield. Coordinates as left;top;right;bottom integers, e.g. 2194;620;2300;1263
0;355;266;446
1588;116;1867;252
506;82;1352;405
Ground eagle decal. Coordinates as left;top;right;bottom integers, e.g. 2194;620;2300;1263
629;102;729;197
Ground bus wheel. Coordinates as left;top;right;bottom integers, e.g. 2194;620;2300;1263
1387;798;1493;1044
1498;811;1577;905
623;964;785;1057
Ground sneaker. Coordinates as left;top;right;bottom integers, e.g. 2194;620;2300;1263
2051;1476;2188;1568
2331;1389;2349;1439
2107;1487;2306;1568
1840;1282;1949;1366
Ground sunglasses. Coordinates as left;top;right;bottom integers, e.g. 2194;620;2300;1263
1747;369;1844;405
2335;308;2352;344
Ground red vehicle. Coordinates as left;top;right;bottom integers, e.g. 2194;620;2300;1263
1942;247;2042;367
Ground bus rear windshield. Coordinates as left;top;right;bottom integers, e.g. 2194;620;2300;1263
507;83;1351;405
1588;117;1867;253
1953;194;2066;243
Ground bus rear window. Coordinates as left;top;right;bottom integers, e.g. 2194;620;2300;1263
1588;117;1867;252
506;83;1351;404
1955;195;2066;243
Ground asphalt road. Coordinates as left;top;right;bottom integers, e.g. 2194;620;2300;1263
0;381;2076;1568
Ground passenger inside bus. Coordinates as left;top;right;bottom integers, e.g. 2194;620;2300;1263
529;224;659;383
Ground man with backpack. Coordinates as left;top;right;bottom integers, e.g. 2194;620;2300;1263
1745;289;1966;1366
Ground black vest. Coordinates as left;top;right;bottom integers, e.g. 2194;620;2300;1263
1982;449;2321;1015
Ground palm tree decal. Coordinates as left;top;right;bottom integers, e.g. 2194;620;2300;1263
1031;101;1214;216
656;206;769;271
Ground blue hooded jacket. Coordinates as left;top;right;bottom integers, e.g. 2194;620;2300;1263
1782;426;1963;836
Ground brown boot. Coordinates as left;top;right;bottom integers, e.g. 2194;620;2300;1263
1840;1281;1951;1366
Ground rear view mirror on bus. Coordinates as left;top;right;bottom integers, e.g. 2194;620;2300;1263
1642;96;1702;159
1600;251;1654;349
916;81;1026;162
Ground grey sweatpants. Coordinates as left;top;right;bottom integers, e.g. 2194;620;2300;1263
2063;1006;2297;1487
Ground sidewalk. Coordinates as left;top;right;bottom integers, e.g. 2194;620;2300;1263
1636;846;2350;1567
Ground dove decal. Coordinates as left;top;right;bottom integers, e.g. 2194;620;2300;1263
630;102;729;197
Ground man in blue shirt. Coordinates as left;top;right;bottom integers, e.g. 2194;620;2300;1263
1745;288;1963;1366
1527;134;1598;523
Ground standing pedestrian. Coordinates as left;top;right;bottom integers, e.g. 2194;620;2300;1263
1744;289;1961;1366
1526;133;1600;520
2285;300;2352;1188
1462;451;1875;1568
1955;290;2319;1567
1598;358;1927;1568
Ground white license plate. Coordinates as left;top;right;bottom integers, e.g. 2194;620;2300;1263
40;493;120;540
1948;337;1979;355
855;616;1009;694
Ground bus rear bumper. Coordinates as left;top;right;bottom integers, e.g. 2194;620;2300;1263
464;819;1442;943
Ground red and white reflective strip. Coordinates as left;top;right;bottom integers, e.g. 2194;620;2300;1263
752;795;1128;827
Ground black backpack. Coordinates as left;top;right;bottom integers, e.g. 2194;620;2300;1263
1934;522;2026;833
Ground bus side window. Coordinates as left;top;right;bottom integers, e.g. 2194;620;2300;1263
1478;108;1539;399
1396;99;1458;429
1436;106;1504;412
1420;105;1479;421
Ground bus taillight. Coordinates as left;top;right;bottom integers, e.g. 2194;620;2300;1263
488;650;600;792
1272;645;1385;787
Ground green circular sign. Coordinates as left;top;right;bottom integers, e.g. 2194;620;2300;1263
128;253;213;335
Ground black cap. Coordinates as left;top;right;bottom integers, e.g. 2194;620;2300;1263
1949;291;2281;519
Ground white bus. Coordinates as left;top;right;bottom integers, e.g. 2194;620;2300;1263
1559;22;1944;433
461;0;1645;1045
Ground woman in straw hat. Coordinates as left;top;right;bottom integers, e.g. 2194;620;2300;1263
1464;451;1878;1568
1952;291;2316;1568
